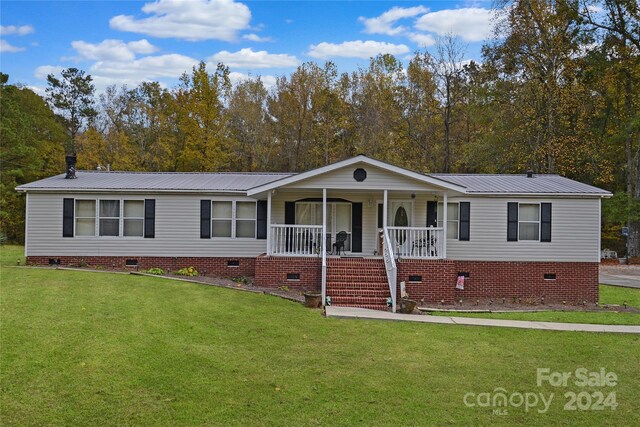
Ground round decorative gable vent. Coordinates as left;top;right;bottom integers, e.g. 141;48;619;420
353;168;367;182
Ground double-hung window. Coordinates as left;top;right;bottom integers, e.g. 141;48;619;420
75;200;96;236
236;202;257;238
99;200;120;236
437;202;459;239
123;200;144;237
211;201;256;238
518;203;540;241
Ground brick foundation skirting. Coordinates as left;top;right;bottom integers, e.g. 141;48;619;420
27;254;599;303
397;260;599;304
26;255;256;278
255;255;322;290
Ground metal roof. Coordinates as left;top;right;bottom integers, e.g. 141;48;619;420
15;164;610;197
429;173;611;195
16;171;294;193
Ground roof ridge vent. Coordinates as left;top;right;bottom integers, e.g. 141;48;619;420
526;170;534;178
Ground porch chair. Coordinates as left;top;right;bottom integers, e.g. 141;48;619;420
411;238;427;256
332;231;348;255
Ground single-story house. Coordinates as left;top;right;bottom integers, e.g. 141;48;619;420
16;155;611;311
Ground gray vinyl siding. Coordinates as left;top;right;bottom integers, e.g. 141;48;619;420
26;191;601;262
446;196;600;262
26;192;268;257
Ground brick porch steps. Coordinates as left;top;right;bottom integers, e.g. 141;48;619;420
331;303;390;311
325;258;391;311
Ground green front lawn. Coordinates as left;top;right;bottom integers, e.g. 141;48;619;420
1;245;639;425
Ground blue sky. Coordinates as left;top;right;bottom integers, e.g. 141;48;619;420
1;0;496;92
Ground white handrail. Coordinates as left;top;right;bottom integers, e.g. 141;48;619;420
386;226;444;259
321;238;327;306
382;227;397;313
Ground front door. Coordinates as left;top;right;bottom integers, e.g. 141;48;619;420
377;201;413;254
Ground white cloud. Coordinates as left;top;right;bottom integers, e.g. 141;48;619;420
308;40;410;59
36;54;198;90
210;48;298;69
34;65;64;80
407;33;436;48
414;8;494;42
71;39;159;62
229;72;277;89
90;54;199;81
109;0;251;41
242;33;272;42
0;39;25;53
0;25;34;36
359;6;428;36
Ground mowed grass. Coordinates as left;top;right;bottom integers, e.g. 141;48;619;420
430;283;640;326
1;245;639;426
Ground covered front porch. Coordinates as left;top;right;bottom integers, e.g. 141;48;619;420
264;189;449;261
247;156;466;312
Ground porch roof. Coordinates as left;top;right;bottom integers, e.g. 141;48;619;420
246;155;467;196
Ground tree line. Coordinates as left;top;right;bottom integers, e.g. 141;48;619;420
1;0;638;255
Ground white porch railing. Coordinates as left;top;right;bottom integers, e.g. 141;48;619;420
386;227;445;259
269;225;323;256
382;227;397;313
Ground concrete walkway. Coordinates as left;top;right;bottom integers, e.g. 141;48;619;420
325;306;640;334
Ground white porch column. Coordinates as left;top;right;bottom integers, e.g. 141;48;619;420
266;191;272;255
442;191;448;258
322;188;327;306
322;188;327;247
383;190;388;228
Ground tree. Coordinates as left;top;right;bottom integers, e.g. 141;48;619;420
401;52;440;171
349;54;407;163
576;0;640;256
45;68;97;154
227;76;276;171
174;61;231;171
431;35;468;172
1;77;66;242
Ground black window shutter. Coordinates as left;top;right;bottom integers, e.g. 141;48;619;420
541;203;552;242
144;199;155;238
284;202;295;251
63;198;74;237
351;202;363;252
200;200;211;238
284;202;296;224
377;203;383;228
459;202;470;241
427;201;438;227
507;202;518;241
256;200;268;240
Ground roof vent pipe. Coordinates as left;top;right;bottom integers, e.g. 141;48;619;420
65;154;77;179
526;170;534;178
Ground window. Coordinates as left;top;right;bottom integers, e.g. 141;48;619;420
99;200;120;236
212;201;232;237
437;202;459;239
75;200;96;236
211;201;256;238
236;202;256;238
124;200;144;237
519;203;540;241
